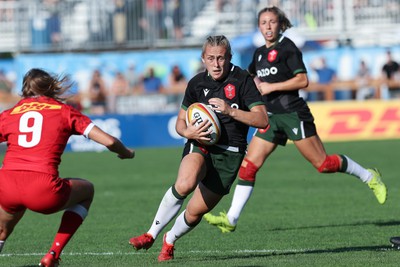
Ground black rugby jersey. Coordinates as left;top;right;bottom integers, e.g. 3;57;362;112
182;64;264;148
248;35;308;114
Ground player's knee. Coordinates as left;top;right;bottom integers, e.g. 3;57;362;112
87;181;95;197
238;159;259;185
0;223;14;241
172;184;188;200
184;210;202;227
80;180;94;202
80;180;95;208
317;154;341;173
0;226;5;241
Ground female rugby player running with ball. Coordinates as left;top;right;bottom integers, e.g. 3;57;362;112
129;35;268;262
204;6;387;234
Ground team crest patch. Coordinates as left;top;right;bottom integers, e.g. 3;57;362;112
199;145;209;154
224;83;236;99
258;124;270;134
267;49;278;62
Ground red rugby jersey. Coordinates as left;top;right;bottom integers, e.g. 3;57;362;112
0;96;93;176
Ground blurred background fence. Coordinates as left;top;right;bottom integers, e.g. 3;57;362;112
0;0;399;53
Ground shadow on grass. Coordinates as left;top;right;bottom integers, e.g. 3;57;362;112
192;244;396;265
269;220;400;231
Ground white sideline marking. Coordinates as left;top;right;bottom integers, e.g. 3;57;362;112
0;247;392;257
0;249;299;257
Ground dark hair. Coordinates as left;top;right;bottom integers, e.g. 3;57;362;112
201;35;232;59
22;68;72;101
258;6;293;33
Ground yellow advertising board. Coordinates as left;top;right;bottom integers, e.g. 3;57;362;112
309;100;400;142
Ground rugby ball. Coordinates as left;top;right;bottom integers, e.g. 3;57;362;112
186;103;221;146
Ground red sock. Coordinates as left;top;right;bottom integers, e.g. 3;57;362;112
49;211;83;258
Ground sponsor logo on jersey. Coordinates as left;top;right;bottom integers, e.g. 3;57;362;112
224;83;236;100
11;102;62;114
257;67;278;77
268;49;278;62
203;88;210;96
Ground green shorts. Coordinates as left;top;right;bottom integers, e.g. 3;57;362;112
255;109;317;146
182;141;245;195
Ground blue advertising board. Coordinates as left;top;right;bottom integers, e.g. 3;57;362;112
66;113;258;152
66;113;186;152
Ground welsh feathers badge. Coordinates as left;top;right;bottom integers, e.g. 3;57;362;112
267;49;278;62
224;83;236;99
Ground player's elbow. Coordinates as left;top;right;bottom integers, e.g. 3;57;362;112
299;74;309;88
303;79;309;88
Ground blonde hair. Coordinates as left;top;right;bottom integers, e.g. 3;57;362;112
201;35;232;59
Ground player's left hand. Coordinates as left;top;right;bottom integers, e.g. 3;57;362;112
257;82;274;95
118;149;135;159
208;98;230;115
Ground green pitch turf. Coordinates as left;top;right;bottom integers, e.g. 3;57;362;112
1;139;400;266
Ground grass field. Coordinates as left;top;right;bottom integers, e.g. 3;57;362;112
1;139;400;266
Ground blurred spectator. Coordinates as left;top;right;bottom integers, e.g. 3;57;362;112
64;76;82;111
314;57;336;85
85;0;113;42
171;0;183;40
381;50;400;99
88;70;108;115
0;69;13;96
0;69;16;109
382;50;399;80
125;64;142;94
109;71;129;113
216;0;234;12
168;65;186;92
140;0;164;41
31;0;62;47
113;0;127;44
304;0;328;27
141;67;164;94
355;60;375;100
167;64;186;106
126;0;145;40
309;57;336;101
45;0;61;45
0;0;14;22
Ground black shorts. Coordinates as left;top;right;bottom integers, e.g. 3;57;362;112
182;141;245;195
255;109;317;146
